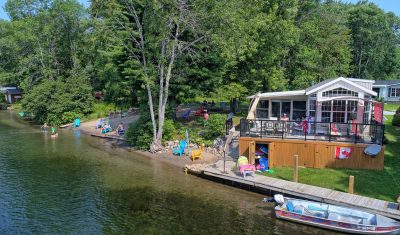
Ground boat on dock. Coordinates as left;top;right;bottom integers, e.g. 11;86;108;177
273;195;400;234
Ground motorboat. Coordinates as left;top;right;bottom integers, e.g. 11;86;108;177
272;194;400;234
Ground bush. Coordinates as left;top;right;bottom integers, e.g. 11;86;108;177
162;119;175;142
21;75;93;125
392;107;400;126
206;114;226;138
126;116;153;150
126;117;176;150
61;111;81;124
91;102;117;118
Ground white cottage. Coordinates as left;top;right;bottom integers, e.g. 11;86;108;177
248;77;378;124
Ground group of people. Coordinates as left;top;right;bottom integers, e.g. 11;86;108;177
96;118;125;136
41;123;58;138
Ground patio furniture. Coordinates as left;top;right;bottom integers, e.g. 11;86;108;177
237;156;256;177
173;140;187;157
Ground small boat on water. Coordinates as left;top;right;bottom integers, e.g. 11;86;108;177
272;195;400;234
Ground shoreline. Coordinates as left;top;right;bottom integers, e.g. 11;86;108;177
73;116;220;170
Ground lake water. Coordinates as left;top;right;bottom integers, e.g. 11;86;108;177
0;111;338;234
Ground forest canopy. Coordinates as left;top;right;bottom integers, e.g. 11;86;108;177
0;0;399;134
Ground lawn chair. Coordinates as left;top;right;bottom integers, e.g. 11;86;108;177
191;144;204;161
118;129;125;136
173;140;187;157
237;156;255;177
74;118;81;127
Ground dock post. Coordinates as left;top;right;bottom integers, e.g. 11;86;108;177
294;155;299;182
349;175;354;194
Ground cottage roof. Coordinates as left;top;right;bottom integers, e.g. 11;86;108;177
247;90;306;99
305;77;376;96
373;80;400;86
6;88;22;95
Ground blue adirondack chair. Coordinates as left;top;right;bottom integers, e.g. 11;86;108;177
182;110;191;120
173;140;187;157
74;118;81;127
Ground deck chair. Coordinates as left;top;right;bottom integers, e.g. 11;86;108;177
173;140;187;157
237;156;255;177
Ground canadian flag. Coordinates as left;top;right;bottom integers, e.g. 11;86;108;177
335;147;353;159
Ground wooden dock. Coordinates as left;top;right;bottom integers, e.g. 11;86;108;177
203;160;400;220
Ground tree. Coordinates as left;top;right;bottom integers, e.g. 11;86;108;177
347;2;399;79
96;0;210;151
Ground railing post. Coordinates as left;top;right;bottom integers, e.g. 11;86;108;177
354;124;358;144
329;122;332;142
260;120;263;138
239;119;242;137
304;124;307;141
282;121;284;140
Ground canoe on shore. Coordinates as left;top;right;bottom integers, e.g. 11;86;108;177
273;194;400;234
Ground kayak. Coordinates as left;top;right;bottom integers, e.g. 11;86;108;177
273;194;400;234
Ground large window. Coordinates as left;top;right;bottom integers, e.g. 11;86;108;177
256;100;269;118
364;101;371;124
347;100;357;121
308;100;316;118
293;101;306;120
321;101;331;122
390;88;400;97
332;100;346;123
322;88;358;97
320;100;360;123
271;100;291;118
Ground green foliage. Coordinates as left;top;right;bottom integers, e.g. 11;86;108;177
21;77;93;125
162;119;175;142
392;107;400;126
211;83;248;101
91;102;117;118
206;114;226;138
347;3;400;79
126;117;176;150
61;111;81;124
126;117;153;150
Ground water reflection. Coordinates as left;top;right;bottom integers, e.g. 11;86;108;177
0;111;340;234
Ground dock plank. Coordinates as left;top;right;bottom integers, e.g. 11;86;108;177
203;162;400;220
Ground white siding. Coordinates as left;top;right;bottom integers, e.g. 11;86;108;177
351;81;373;90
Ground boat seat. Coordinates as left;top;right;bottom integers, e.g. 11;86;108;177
362;218;371;225
328;212;362;224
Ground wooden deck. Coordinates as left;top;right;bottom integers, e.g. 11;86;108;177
203;160;400;220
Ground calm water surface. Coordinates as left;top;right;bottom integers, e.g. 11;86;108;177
0;111;339;234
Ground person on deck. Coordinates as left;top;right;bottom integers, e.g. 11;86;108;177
280;113;289;121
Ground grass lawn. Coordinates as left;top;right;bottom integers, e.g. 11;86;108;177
259;115;400;202
384;103;400;112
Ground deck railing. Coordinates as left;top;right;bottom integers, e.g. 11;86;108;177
239;119;385;145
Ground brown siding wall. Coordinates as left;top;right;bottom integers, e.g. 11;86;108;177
239;137;384;170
